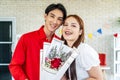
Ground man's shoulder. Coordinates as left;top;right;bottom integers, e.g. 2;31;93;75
23;25;43;37
23;30;39;37
19;29;39;42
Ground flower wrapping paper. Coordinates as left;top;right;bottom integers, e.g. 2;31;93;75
40;38;79;80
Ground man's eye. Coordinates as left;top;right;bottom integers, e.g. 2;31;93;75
50;15;54;18
58;18;63;21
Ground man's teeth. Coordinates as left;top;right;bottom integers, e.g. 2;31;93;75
51;26;56;28
51;24;56;28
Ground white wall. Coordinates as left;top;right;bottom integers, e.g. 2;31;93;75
0;0;120;80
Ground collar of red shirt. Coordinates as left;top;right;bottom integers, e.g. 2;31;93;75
38;25;59;42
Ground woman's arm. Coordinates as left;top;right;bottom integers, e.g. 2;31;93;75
86;66;103;80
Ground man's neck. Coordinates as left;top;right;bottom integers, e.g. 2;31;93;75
44;26;54;41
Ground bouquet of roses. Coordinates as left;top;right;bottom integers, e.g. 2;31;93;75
40;38;78;80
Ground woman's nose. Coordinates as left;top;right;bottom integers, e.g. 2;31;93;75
66;25;70;29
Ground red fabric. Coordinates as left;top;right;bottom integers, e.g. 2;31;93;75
9;25;60;80
99;53;106;66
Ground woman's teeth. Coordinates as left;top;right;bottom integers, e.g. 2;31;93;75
65;31;72;35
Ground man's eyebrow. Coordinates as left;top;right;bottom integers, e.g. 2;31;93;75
49;13;54;16
50;13;63;19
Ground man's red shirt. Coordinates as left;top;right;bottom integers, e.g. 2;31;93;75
9;26;60;80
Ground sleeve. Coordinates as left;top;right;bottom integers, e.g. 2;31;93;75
78;43;100;71
9;35;28;80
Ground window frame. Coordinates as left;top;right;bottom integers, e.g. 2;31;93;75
0;17;16;65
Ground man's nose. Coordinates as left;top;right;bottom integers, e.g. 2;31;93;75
53;18;57;24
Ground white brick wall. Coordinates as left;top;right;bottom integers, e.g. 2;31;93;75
0;0;120;80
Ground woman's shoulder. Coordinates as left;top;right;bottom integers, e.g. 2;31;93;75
77;43;98;56
78;43;92;50
77;43;100;70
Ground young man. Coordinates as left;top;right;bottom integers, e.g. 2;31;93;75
9;3;67;80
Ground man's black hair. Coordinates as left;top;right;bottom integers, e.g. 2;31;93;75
45;3;67;20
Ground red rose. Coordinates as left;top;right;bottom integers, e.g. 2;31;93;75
50;58;62;69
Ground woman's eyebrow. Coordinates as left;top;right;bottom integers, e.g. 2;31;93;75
71;23;77;25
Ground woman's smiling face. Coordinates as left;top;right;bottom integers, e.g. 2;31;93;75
62;16;82;43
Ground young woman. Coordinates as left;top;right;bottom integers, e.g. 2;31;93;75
61;15;103;80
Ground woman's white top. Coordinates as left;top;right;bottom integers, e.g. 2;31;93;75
76;43;100;80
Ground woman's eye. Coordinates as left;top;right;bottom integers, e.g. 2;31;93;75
72;25;76;27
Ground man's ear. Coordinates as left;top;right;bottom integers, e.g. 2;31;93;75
44;14;47;20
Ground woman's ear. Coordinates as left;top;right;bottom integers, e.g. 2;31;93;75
79;30;82;35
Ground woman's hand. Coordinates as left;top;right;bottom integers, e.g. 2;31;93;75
87;66;103;80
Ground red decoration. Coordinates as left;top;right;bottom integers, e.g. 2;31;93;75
99;53;106;66
113;33;118;38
